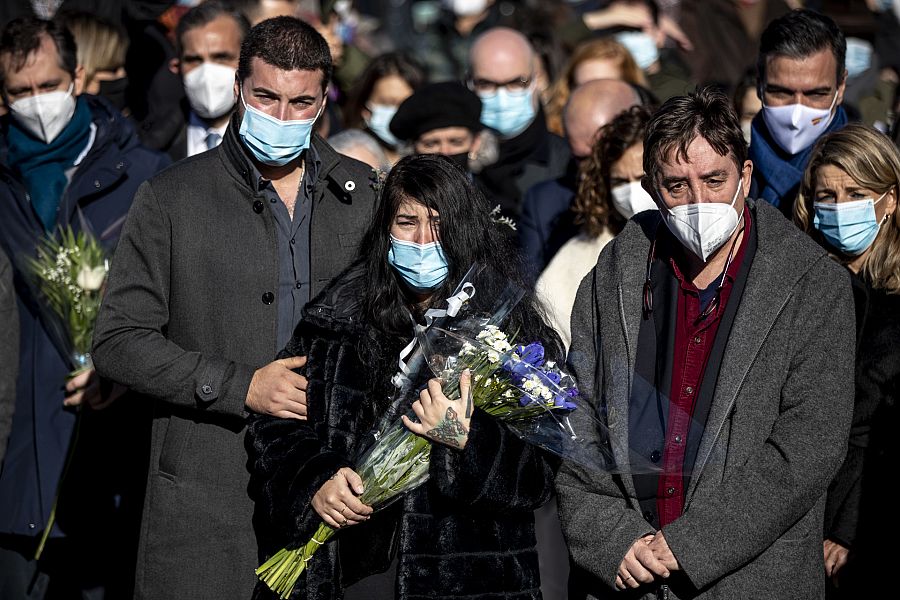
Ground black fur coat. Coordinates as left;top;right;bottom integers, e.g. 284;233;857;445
247;267;555;600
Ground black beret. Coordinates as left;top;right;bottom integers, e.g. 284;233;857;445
389;82;482;142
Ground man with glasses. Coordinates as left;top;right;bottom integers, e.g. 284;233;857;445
749;9;849;216
467;27;569;222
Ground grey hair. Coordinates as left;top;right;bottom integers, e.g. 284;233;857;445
329;129;392;173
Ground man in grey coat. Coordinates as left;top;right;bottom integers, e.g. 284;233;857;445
92;17;376;600
557;87;855;599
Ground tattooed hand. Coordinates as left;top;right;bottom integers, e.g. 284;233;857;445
402;370;473;449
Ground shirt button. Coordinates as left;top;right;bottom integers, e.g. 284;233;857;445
685;386;693;394
694;336;702;344
253;200;264;214
270;197;277;203
262;291;274;305
650;450;661;463
666;487;676;496
201;384;212;394
674;435;683;444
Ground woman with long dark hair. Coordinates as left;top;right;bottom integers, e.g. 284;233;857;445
248;154;560;600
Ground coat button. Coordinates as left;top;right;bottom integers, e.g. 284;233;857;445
201;384;212;394
253;200;264;214
650;450;661;463
262;291;274;305
116;161;124;169
94;180;101;189
344;180;355;191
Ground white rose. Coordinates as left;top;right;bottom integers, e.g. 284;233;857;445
76;265;107;291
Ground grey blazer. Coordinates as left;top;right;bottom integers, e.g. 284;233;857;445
557;200;855;599
92;130;376;600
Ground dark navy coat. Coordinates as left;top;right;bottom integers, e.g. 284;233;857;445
0;95;169;537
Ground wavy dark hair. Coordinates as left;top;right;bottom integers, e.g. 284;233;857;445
359;154;562;360
343;51;425;130
573;105;653;237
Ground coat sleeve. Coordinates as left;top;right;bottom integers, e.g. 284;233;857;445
663;259;856;590
555;270;655;590
429;408;558;513
0;249;18;465
91;181;255;417
247;413;353;548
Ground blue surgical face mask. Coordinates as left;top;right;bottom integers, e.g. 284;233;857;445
615;31;659;71
238;87;322;166
845;38;873;78
479;86;536;138
365;103;400;147
813;193;888;255
387;234;449;292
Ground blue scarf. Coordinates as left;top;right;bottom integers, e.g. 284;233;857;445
6;96;93;232
749;106;847;211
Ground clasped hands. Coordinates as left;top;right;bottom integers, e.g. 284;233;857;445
616;531;680;590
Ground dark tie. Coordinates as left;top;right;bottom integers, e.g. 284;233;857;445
206;132;222;150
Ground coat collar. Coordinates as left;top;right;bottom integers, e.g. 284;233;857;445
607;200;830;494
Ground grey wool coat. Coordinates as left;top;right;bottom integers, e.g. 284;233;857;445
91;127;376;600
557;200;855;599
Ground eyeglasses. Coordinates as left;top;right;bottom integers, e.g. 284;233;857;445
467;75;533;95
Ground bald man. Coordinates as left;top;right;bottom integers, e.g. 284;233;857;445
519;79;643;278
468;27;570;221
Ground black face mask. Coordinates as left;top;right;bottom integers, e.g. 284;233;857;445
98;77;128;112
447;151;470;172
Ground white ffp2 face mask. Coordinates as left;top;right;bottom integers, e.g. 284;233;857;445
761;90;838;155
611;180;657;219
661;180;743;262
9;83;77;143
184;62;237;119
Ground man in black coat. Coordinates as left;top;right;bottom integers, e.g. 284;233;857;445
92;17;377;600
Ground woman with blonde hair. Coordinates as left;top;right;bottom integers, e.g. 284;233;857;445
794;123;900;597
58;12;129;113
545;37;647;136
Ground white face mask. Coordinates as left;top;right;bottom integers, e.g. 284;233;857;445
443;0;488;17
183;62;237;119
661;180;743;262
9;83;77;143
761;90;838;155
611;180;656;219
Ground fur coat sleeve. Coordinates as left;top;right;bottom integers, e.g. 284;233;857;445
429;408;558;512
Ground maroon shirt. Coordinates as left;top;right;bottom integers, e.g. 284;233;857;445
656;206;751;527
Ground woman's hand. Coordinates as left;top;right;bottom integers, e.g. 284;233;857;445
402;370;472;450
311;467;373;529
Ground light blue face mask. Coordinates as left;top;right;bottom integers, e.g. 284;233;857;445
845;38;873;78
238;88;322;166
479;86;536;138
615;30;659;71
387;235;449;292
813;193;888;256
366;103;400;147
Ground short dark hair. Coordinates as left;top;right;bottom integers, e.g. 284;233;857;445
758;9;846;85
237;16;331;92
643;86;747;187
175;0;250;57
0;17;77;90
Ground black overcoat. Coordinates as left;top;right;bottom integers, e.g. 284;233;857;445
91;124;376;599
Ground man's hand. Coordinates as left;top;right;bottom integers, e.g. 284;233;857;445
824;539;849;581
64;368;101;408
311;467;373;529
615;535;671;590
245;356;308;419
649;531;680;571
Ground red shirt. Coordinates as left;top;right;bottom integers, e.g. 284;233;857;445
656;206;751;528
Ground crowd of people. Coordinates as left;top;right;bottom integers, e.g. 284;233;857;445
0;1;898;599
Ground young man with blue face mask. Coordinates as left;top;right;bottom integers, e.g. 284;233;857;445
467;27;570;221
749;9;849;216
560;86;855;599
91;16;377;600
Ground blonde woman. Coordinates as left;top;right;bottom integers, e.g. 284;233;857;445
794;123;900;597
545;37;647;136
59;12;129;112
